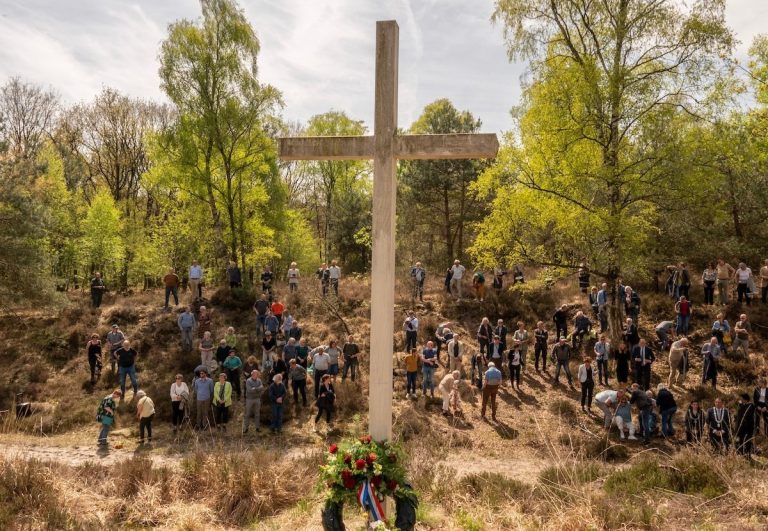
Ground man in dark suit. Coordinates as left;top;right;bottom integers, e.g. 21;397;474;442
631;339;655;390
494;319;508;353
707;397;731;452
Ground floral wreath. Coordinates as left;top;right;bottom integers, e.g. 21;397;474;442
319;434;416;527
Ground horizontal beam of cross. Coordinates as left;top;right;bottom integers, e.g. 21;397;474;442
278;133;499;161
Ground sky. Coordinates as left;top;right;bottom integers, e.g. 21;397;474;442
0;0;766;134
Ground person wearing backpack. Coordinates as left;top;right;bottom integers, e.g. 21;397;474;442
97;389;122;446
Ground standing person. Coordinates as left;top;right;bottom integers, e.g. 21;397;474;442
711;313;730;353
270;299;284;328
492;265;506;294
283;336;299;364
735;393;756;456
342;335;360;382
404;348;419;398
716;259;735;304
96;389;122;446
667;338;690;387
170;374;189;433
578;358;595;413
163;268;180;308
685;400;705;443
288;320;302;342
589;287;600;317
421;341;438;398
106;324;125;374
552;338;574;388
325;339;341;383
328;260;341;296
734;262;753;305
760;259;768;304
476;317;492;359
449;260;466;299
215;339;230;369
295;337;310;368
135;390;155;444
447;333;464;373
594;389;622;429
472;270;486;302
622;318;639;348
512;265;525;284
243;370;263;434
578;264;590;293
86;333;103;384
674;296;692;336
732;314;751;357
311;346;331;398
90;272;106;308
630;383;654;445
494;319;509;354
288;360;308;407
222;349;243;400
193;369;214;431
624;286;641;322
315;374;336;428
593;335;610;386
226;260;241;288
403;311;419;352
188;260;203;301
213;373;233;432
631;339;654;390
701;337;720;389
677;263;691;298
317;263;330;296
481;362;502;421
439;371;460;416
253;294;269;338
571;311;592;350
261;331;277;372
197;306;212;339
177;307;196;352
512;321;530;370
269;374;287;434
614;341;631;385
264;311;280;338
754;378;768;436
224;326;238;350
287;262;300;292
410;262;426;301
281;313;294;339
707;398;731;452
199;331;215;370
444;267;452;294
534;321;549;372
552;305;569;341
702;263;717;306
508;341;523;390
434;323;453;364
656;384;677;438
115;340;138;399
260;266;274;300
655;320;676;350
597;283;608;333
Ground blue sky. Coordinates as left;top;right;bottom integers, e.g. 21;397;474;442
0;0;765;134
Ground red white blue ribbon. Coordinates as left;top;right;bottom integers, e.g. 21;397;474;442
357;479;385;522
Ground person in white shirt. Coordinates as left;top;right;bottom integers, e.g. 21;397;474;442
446;333;464;373
310;347;331;398
450;259;466;299
438;371;461;415
734;262;753;305
189;260;203;301
328;260;341;296
403;311;419;351
135;390;155;444
594;389;621;428
287;262;300;293
170;374;189;433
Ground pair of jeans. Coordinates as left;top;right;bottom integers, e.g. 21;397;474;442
180;327;193;351
676;314;690;335
139;414;153;440
580;380;594;407
737;283;750;304
315;405;332;424
291;380;307;406
91;290;103;307
422;366;436;394
171;400;184;427
406;371;417;394
342;360;358;381
165;286;179;307
660;406;677;437
717;279;729;304
509;364;521;386
243;399;261;431
703;281;715;304
98;422;111;445
640;407;654;441
596;359;609;384
314;369;327;398
270;403;284;431
118;365;138;396
405;330;417;351
554;361;572;385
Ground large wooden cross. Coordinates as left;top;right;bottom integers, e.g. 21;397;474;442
279;20;498;442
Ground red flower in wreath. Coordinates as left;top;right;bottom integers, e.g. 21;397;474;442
371;475;382;488
343;477;356;489
355;459;366;470
341;469;353;481
386;479;398;491
343;453;352;464
360;435;372;444
328;443;338;454
366;452;378;465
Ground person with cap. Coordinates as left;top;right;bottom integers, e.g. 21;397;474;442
269;373;287;433
315;374;336;429
115;340;138;399
447;333;464;373
193;369;214;430
96;389;122;446
288;359;308;407
735;393;756;456
177;307;196;352
135;389;155;444
261;330;277;373
86;333;103;384
552;337;574;387
311;346;331;398
242;369;263;435
222;349;243;400
170;374;189;433
707;397;731;452
438;370;461;416
213;373;233;432
668;338;690;387
106;324;126;374
481;362;502;421
421;341;438;399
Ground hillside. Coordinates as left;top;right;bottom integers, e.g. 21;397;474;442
1;276;768;530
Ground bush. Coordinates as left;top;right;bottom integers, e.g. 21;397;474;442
537;461;604;500
603;457;726;499
719;358;759;385
210;287;256;312
106;305;141;325
548;399;578;423
585;437;630;462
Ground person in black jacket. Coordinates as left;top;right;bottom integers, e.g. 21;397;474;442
630;383;654;445
623;318;639;348
707;398;731;452
684;400;705;443
631;339;655;390
552;305;569;341
753;378;768;435
533;321;549;372
656;384;677;437
735;393;756;456
315;374;336;428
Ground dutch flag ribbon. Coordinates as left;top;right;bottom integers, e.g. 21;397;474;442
357;478;385;522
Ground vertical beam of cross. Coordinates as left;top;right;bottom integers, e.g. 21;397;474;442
368;20;398;442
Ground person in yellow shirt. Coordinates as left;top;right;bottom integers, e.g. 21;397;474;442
213;373;233;432
135;390;155;444
404;348;419;398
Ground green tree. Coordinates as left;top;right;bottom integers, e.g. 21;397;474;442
79;191;124;284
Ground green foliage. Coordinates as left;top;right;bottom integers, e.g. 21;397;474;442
603;458;727;499
79;191;124;279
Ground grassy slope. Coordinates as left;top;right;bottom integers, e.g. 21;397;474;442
1;276;767;530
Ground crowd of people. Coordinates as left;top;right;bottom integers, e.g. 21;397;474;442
91;256;766;456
